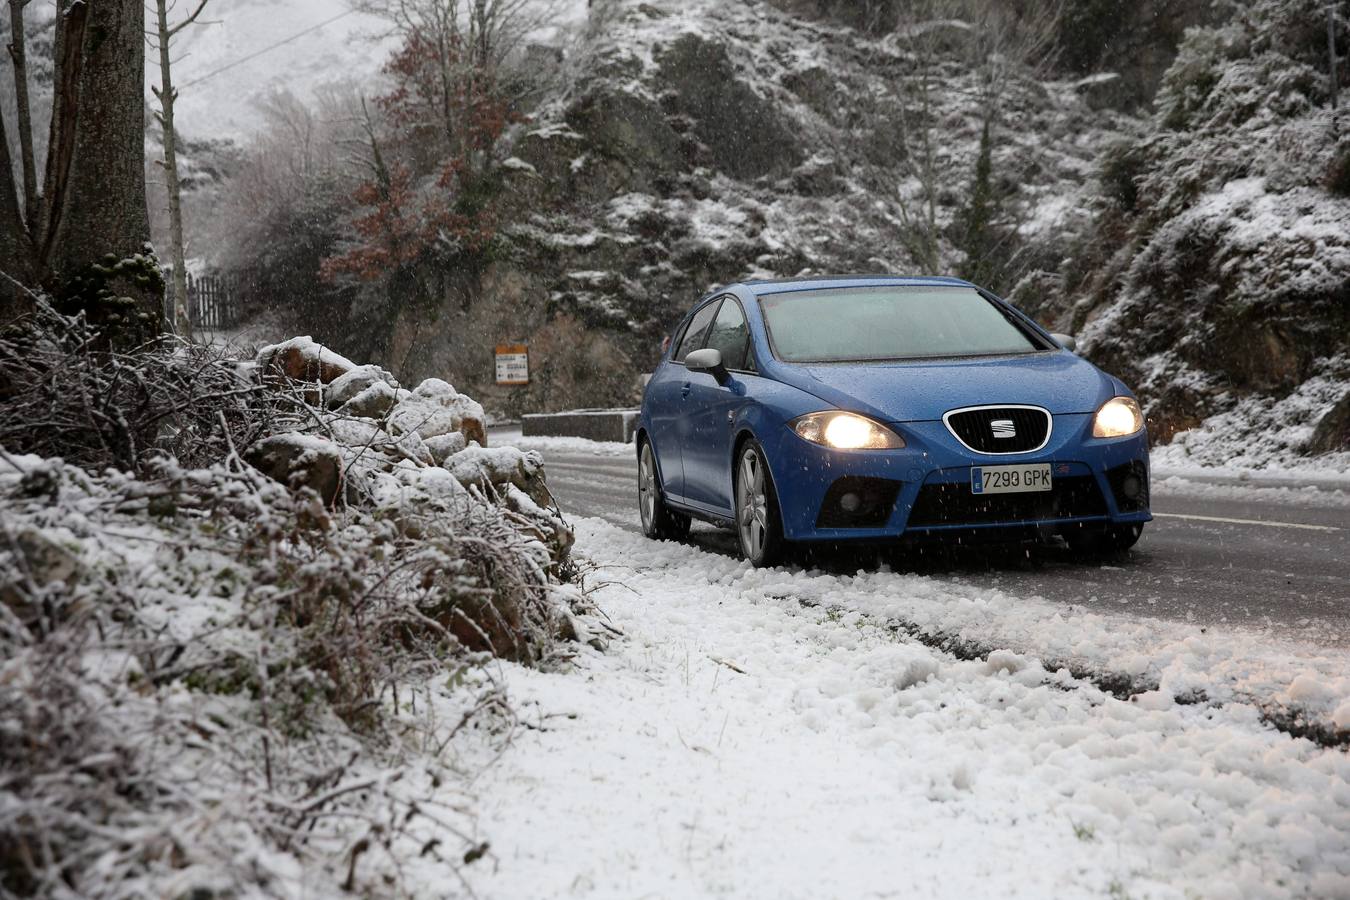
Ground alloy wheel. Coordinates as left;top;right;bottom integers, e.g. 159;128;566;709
639;443;657;532
737;448;769;560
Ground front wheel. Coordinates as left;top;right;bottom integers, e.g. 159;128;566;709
735;440;786;567
638;440;690;541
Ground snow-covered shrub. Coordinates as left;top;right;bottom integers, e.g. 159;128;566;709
0;300;302;474
1096;137;1148;213
0;312;587;896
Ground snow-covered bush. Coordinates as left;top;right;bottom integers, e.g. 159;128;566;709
0;309;589;896
0;301;300;474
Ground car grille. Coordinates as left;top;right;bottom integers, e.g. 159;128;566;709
907;475;1107;528
944;406;1051;454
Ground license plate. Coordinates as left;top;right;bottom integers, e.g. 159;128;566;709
971;464;1052;495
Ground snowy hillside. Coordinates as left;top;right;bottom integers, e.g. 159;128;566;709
373;0;1138;411
1025;0;1350;468
183;0;1348;469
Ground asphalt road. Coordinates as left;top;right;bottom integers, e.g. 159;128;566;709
503;432;1350;649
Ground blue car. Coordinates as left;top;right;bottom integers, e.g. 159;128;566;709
636;276;1151;567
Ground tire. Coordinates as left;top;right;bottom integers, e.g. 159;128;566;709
638;439;691;541
734;439;786;567
1066;522;1143;556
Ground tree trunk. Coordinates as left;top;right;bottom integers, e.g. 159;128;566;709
0;104;34;320
8;0;38;232
45;0;161;345
154;0;192;339
0;0;35;319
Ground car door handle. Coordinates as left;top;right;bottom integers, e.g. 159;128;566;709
681;382;692;398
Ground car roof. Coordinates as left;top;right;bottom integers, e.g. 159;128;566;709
737;274;975;297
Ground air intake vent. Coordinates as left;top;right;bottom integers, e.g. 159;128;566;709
815;476;902;529
907;476;1106;527
1106;461;1149;512
944;406;1051;454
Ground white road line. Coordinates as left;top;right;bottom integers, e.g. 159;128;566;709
1154;512;1342;533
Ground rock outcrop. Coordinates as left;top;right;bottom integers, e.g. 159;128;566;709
1308;393;1350;455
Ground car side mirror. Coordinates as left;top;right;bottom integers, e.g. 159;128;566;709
685;347;730;384
1050;333;1077;352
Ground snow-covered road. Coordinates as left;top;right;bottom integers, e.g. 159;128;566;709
493;428;1350;651
463;520;1350;899
438;430;1350;898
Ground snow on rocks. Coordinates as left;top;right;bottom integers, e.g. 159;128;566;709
425;431;469;465
245;338;569;571
412;377;488;444
443;445;546;499
324;363;397;408
255;334;358;384
244;431;344;505
461;518;1350;900
339;378;401;420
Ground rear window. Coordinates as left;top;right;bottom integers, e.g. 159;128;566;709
759;286;1043;363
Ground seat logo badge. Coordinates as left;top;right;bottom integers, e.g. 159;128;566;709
991;419;1016;439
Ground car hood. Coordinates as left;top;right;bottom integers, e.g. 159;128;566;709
767;352;1115;423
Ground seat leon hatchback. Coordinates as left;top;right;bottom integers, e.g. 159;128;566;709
636;276;1151;567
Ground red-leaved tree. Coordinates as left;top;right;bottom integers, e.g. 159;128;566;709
322;0;524;288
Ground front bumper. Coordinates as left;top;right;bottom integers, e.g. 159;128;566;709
762;413;1152;542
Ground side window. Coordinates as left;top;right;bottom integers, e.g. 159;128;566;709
674;301;721;363
704;297;750;370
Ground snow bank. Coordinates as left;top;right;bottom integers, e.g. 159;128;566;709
1149;366;1350;481
1152;474;1350;508
460;518;1350;899
495;425;634;458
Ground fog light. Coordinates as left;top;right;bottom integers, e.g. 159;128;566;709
839;492;862;513
1121;475;1142;499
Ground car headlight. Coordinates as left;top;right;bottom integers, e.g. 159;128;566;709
1092;397;1144;438
791;412;905;450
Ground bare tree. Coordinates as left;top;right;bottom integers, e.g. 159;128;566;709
847;0;1061;276
0;0;38;286
954;0;1062;285
150;0;211;340
889;15;948;273
0;0;159;345
359;0;556;172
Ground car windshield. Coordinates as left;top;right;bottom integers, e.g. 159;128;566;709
759;285;1043;363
